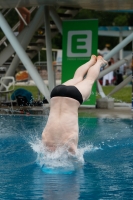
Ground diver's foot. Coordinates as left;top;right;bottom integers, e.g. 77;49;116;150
97;56;108;68
86;56;107;81
86;54;97;69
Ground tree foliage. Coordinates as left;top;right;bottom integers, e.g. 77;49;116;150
113;14;129;26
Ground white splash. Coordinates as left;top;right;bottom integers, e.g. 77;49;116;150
29;137;99;173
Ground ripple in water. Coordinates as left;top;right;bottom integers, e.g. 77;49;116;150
29;137;99;174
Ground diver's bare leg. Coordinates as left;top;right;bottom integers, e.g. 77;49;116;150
63;55;97;86
75;56;107;101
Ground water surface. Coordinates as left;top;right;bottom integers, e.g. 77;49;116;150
0;115;133;200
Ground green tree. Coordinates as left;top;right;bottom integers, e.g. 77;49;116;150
113;14;129;26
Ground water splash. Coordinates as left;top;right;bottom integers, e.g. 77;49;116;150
29;137;99;174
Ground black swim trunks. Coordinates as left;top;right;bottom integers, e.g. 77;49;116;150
50;85;83;104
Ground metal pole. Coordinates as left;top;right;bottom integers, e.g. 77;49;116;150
119;30;123;59
97;80;106;98
15;8;27;26
49;6;62;34
5;56;20;77
4;8;12;17
104;31;133;61
0;11;50;102
97;54;132;98
98;54;132;79
44;6;55;92
1;7;45;85
107;75;132;97
0;7;44;65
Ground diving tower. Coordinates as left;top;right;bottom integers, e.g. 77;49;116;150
0;5;80;102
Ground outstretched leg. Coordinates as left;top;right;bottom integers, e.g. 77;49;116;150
75;56;107;101
63;55;97;86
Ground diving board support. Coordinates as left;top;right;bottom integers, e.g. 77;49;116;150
97;54;132;102
44;6;55;92
49;6;62;34
0;11;50;102
3;6;45;87
0;7;37;65
98;54;132;79
0;7;44;66
5;56;20;81
97;80;106;98
104;30;133;61
97;54;132;99
97;29;133;107
119;30;123;59
107;75;132;97
99;29;133;78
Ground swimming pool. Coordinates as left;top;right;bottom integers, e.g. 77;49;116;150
0;115;133;200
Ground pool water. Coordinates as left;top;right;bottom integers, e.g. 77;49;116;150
0;115;133;200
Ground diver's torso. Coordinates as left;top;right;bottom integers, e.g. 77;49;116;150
42;97;79;149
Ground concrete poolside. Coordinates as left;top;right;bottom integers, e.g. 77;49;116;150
0;101;132;119
79;104;132;119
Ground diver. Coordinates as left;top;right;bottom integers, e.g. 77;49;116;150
42;55;107;154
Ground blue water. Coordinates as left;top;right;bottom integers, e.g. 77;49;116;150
0;115;133;200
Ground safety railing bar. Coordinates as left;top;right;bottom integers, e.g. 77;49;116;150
4;8;12;17
15;8;28;26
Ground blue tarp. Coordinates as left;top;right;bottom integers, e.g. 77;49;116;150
11;88;33;104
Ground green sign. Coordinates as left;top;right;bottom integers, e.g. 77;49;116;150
62;19;98;107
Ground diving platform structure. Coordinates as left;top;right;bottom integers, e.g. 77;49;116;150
0;1;133;106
